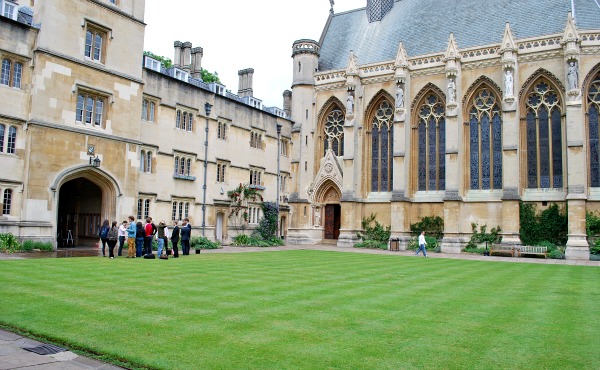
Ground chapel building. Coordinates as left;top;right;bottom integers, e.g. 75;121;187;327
286;0;600;260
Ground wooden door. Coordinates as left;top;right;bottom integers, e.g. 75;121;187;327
324;204;341;239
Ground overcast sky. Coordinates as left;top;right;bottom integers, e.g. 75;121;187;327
143;0;366;108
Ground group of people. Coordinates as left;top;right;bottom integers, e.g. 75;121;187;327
98;216;192;259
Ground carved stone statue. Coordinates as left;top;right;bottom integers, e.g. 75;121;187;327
447;79;456;103
504;70;514;96
314;207;321;227
395;85;404;109
346;92;354;115
568;61;578;90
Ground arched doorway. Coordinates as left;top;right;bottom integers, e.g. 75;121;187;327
58;178;102;247
315;180;342;240
216;212;224;242
52;166;120;248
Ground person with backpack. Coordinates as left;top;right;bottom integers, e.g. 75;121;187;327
135;221;145;257
99;219;110;257
143;217;153;256
107;221;119;259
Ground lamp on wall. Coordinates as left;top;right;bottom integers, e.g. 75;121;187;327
89;155;101;167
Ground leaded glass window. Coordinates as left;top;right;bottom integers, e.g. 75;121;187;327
525;80;563;189
2;189;11;215
144;199;150;219
417;94;445;191
371;100;394;192
589;73;600;187
0;124;4;153
324;109;344;156
469;88;502;190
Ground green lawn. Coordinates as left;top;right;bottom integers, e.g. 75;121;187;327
0;251;598;369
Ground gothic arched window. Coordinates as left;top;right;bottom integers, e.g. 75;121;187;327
589;73;600;187
469;88;502;190
417;94;445;191
525;80;563;189
371;100;394;192
324;108;344;156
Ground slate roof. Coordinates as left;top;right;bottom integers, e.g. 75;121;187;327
318;0;600;71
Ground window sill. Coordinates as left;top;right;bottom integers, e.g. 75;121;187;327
174;174;196;181
521;188;566;201
249;184;265;190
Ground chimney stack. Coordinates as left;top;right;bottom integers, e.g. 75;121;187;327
191;47;204;79
283;90;292;117
238;68;254;97
173;41;182;68
181;41;192;71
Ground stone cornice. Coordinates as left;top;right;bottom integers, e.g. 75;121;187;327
87;0;146;26
27;119;146;146
34;48;144;84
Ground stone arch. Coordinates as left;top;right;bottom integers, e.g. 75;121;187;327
363;90;395;194
583;62;600;110
518;68;565;100
411;82;445;110
51;165;121;231
315;96;345;164
315;178;341;204
583;63;600;187
461;76;503;107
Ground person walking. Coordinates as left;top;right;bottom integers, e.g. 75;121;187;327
170;220;180;258
99;219;110;257
180;218;192;255
117;220;127;257
135;221;145;257
107;221;119;259
126;216;136;258
416;231;428;257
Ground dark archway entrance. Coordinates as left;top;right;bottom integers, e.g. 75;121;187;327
58;178;102;247
324;204;341;239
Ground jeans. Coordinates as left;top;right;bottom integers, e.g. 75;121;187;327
144;236;153;255
416;244;427;256
100;238;108;256
157;238;164;257
118;236;125;256
135;237;144;257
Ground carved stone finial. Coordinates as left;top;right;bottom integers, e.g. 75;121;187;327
444;33;459;78
562;11;581;63
346;50;359;89
500;22;517;52
329;0;334;13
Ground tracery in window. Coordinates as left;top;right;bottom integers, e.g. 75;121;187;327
371;100;394;192
324;108;344;156
525;80;563;189
417;94;445;191
588;73;600;187
468;88;502;190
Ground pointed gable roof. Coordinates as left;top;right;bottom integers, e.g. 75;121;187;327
318;0;600;71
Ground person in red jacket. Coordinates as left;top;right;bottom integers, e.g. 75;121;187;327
143;217;154;255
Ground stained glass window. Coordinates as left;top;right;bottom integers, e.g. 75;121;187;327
588;73;600;187
468;88;502;190
371;100;394;192
525;80;563;189
324;109;344;156
417;94;445;191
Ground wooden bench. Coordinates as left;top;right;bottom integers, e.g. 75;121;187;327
518;245;548;258
490;244;517;257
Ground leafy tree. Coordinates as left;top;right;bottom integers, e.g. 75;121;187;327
143;51;172;68
201;68;221;84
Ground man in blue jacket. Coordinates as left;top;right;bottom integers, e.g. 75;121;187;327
126;215;136;258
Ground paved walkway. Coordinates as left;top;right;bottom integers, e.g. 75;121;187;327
0;329;122;369
0;243;597;369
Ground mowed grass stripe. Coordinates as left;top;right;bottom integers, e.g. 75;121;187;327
0;250;598;369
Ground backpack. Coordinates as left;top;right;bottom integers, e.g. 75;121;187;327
99;226;109;239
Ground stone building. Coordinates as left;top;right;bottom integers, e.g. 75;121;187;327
286;0;600;259
0;0;291;247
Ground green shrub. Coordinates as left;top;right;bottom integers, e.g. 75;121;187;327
21;240;53;252
520;203;567;246
465;223;502;250
591;239;600;255
232;234;282;247
0;233;21;253
257;202;278;240
410;216;444;239
356;214;391;244
190;236;220;250
354;240;388;250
